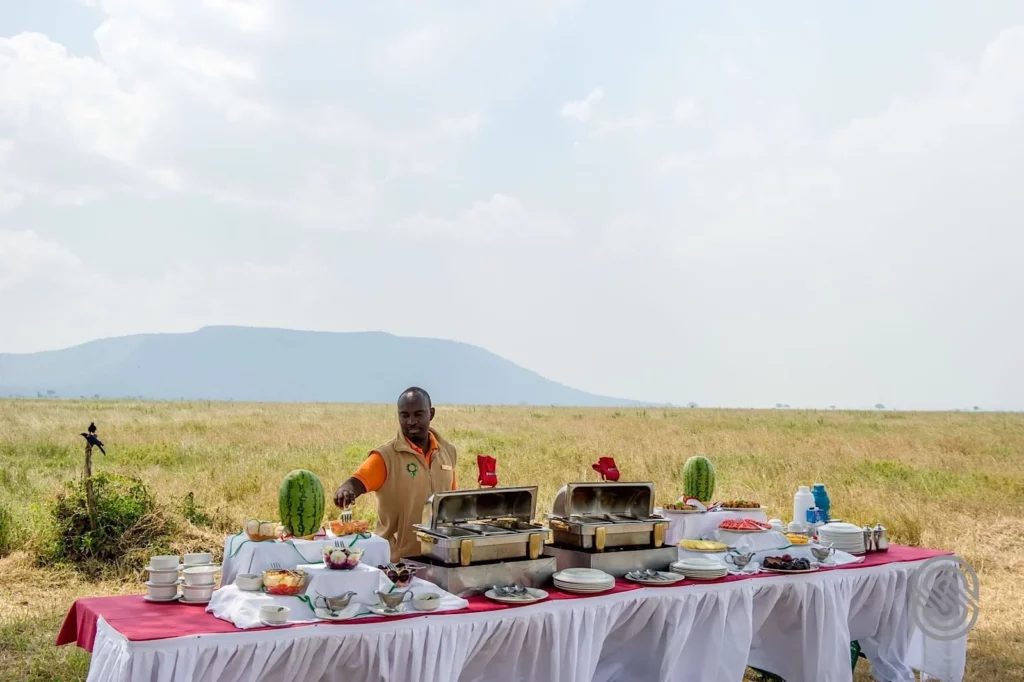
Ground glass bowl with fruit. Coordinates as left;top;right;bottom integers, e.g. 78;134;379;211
322;546;363;570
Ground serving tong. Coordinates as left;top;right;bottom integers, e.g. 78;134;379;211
492;584;531;599
626;569;672;582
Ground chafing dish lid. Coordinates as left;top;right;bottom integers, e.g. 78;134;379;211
551;482;655;519
421;486;538;528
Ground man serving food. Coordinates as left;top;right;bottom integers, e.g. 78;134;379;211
333;387;457;561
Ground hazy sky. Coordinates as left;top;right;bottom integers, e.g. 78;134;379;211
2;1;1023;410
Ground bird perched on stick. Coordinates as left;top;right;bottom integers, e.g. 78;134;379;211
80;431;105;455
88;422;97;435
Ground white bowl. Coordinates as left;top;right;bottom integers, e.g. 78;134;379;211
181;584;214;602
182;565;219;586
183;552;213;566
260;604;290;624
412;593;441;612
147;570;180;585
234;573;263;591
150;555;180;570
146;583;179;600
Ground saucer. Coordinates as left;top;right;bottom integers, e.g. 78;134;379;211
143;594;180;603
145;565;182;573
368;604;408;617
258;618;290;627
179;597;211;605
314;604;360;621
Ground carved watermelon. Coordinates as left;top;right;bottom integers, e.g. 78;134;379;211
278;469;325;538
683;456;715;503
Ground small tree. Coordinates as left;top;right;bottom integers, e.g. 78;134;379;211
875;403;886;410
973;406;981;411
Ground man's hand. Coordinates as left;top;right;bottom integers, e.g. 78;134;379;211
333;478;366;509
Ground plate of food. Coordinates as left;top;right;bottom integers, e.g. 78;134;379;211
679;539;729;552
784;533;810;545
761;555;817;573
718;518;772;533
717;499;767;512
662;502;704;514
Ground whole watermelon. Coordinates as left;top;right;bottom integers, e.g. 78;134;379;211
683;456;715;503
278;469;325;538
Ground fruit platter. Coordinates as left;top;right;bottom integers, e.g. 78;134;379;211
245;520;284;542
761;554;815;573
718;518;772;533
322;546;363;570
262;568;310;595
329;518;370;537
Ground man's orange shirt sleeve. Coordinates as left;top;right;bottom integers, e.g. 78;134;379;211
352;452;387;493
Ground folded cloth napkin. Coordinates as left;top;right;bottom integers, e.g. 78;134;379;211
592;457;620;482
477;455;498;488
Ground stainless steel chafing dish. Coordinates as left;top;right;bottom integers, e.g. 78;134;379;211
546;482;668;551
413;487;547;566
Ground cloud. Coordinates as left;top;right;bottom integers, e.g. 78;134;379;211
560;88;604;122
389;194;572;245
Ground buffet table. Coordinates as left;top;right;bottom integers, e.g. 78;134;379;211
58;546;967;682
657;508;770;546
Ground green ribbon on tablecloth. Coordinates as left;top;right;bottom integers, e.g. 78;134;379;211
227;531;277;559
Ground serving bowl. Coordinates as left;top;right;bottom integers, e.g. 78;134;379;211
412;593;441;612
145;582;179;600
181;584;214;602
235;573;263;591
184;552;212;566
182;565;219;586
260;605;290;624
150;555;180;570
261;568;310;596
323;546;363;570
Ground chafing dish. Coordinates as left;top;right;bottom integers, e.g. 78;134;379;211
413;487;547;566
546;482;668;551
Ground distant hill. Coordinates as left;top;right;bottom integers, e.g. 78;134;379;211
0;326;644;406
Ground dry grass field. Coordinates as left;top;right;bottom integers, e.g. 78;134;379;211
0;399;1021;681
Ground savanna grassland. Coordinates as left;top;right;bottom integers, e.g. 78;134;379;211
0;399;1022;682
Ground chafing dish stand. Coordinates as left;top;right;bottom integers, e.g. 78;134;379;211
402;555;557;598
543;544;678;577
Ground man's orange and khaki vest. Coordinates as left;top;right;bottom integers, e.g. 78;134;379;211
373;428;457;561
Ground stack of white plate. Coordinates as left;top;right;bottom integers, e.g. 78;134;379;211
670;557;728;580
553;568;615;593
817;522;866;554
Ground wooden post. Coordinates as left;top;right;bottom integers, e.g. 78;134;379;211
83;443;96;531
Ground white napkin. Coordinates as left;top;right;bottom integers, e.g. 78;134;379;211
208;575;469;629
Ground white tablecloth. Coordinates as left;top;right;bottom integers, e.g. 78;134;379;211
221;533;391;584
83;558;967;682
658;509;771;546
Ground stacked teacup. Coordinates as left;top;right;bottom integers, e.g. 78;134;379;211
180;552;220;604
144;555;182;602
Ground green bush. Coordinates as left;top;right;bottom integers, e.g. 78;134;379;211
0;502;16;556
45;473;172;571
179;492;213;527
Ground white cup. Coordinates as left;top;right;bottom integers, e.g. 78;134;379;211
412;593;441;612
181;584;214;602
150;555;179;570
234;573;263;591
260;605;290;624
183;552;212;566
182;565;219;586
146;583;179;600
147;570;180;585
